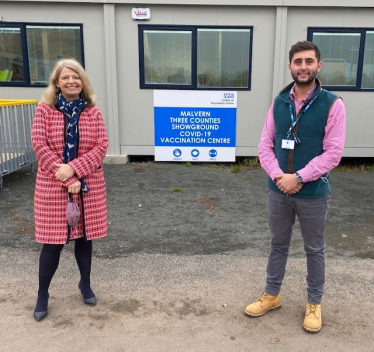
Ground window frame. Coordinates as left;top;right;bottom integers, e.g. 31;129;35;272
0;22;84;87
138;24;253;91
307;27;374;91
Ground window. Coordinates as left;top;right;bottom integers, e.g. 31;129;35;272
139;25;253;90
363;31;374;89
308;27;374;91
0;22;84;87
0;26;23;83
144;30;192;85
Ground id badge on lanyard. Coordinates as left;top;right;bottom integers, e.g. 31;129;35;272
281;138;295;150
281;95;317;150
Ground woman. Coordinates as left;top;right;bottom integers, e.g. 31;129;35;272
31;58;108;321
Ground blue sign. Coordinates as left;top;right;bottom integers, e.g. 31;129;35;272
154;107;236;147
173;149;182;157
191;149;200;157
154;91;237;161
209;149;218;158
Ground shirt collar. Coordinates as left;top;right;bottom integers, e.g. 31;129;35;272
290;83;317;103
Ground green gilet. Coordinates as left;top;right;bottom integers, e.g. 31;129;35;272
267;80;339;198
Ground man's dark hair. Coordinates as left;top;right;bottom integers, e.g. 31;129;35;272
289;41;321;63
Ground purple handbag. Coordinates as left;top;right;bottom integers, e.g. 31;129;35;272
67;193;80;226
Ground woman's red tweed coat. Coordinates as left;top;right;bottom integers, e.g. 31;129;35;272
32;103;109;244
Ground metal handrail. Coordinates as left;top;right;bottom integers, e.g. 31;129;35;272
0;99;38;190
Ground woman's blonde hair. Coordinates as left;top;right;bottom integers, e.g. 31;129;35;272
39;58;96;106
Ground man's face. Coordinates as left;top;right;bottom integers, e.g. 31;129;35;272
288;50;322;86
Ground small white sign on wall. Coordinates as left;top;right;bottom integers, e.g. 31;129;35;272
132;8;151;21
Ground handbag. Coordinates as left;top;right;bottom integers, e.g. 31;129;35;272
67;193;80;226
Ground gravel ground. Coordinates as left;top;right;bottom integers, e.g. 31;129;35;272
0;162;373;351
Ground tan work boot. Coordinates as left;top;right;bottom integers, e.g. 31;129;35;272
303;303;322;333
244;292;281;317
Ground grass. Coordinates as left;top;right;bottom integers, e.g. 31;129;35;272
200;157;262;173
229;157;261;173
171;187;184;193
127;156;373;173
334;158;374;173
334;164;373;172
238;157;261;170
231;165;241;173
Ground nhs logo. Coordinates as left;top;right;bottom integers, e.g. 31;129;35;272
223;93;234;99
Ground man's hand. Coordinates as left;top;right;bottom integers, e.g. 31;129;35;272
55;163;75;182
274;173;303;195
68;180;81;194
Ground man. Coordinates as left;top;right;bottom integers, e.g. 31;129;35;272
244;41;346;333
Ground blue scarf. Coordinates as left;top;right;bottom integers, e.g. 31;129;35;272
57;93;89;193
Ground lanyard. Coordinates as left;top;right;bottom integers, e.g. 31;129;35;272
287;95;318;145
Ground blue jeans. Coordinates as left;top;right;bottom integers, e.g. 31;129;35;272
265;190;331;305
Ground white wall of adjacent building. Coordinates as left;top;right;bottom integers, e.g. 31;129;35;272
0;1;373;159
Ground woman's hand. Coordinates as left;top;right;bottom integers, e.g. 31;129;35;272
68;180;81;194
55;163;75;182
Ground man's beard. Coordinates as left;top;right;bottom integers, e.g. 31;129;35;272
291;71;318;86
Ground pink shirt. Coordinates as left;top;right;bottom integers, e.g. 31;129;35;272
258;83;346;183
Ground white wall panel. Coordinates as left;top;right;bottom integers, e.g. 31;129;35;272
0;1;373;157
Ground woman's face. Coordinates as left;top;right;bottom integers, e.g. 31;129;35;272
56;67;83;101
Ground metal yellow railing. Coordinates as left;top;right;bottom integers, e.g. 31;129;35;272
0;99;38;190
0;99;38;107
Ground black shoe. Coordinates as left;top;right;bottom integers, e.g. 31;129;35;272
34;292;49;321
78;281;97;306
